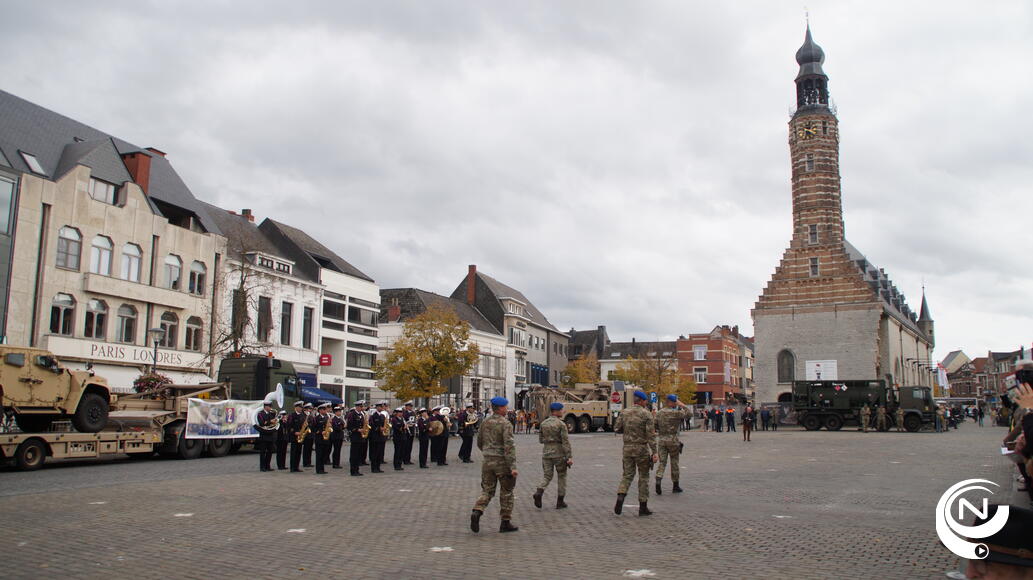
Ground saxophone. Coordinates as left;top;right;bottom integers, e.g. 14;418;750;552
296;415;311;444
380;411;390;437
359;411;371;439
322;414;333;440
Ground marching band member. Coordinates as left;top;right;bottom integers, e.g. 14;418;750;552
330;406;346;469
288;401;306;473
368;401;389;473
417;408;431;468
254;400;277;472
457;403;477;463
391;407;410;471
275;410;289;470
310;403;331;475
345;400;368;476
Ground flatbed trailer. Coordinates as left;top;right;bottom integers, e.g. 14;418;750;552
1;383;244;471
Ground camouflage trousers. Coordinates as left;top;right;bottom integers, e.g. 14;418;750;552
473;457;515;519
876;416;887;431
656;439;681;482
537;456;569;496
896;415;906;432
617;451;652;502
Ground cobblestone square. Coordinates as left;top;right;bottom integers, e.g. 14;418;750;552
0;422;1021;579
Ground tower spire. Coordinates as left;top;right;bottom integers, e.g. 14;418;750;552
794;23;830;113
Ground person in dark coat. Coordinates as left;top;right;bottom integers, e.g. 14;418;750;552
275;410;289;470
344;400;368;476
329;406;346;469
416;408;431;468
288;401;306;472
254;401;277;472
368;401;389;473
302;402;315;467
713;408;723;432
457;403;477;463
390;407;410;471
310;403;331;475
402;401;416;464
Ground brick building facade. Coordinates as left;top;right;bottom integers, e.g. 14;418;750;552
752;27;935;403
676;325;752;404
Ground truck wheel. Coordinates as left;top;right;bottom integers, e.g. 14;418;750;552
207;438;232;457
71;392;109;433
904;414;922;433
14;414;53;433
801;414;822;431
564;415;578;433
577;415;592;433
824;414;844;431
178;433;204;460
15;439;47;470
230;441;243;454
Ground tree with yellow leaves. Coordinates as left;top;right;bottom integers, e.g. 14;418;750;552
561;353;600;387
613;352;696;402
373;305;481;401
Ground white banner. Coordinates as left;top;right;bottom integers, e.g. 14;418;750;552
185;398;262;439
806;360;838;381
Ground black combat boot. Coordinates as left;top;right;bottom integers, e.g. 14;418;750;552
556;495;567;509
470;509;482;533
655;479;662;495
533;488;544;509
672;481;683;493
499;519;519;533
614;493;627;515
639;502;653;516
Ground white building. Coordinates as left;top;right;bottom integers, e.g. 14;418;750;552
259;220;379;404
380;288;510;409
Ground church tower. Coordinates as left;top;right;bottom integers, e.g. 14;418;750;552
751;26;935;404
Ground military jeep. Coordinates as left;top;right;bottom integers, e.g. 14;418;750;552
0;346;112;433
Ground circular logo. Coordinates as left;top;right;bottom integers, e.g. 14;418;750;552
935;479;1009;559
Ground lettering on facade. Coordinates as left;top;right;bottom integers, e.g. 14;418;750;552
83;342;189;367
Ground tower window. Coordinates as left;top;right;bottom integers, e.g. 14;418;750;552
809;257;819;277
777;349;795;383
821;120;828;135
805;154;815;172
808;225;818;244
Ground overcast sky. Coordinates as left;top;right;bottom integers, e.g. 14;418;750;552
5;1;1031;360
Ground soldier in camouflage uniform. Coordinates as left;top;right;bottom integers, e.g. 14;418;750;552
614;390;659;516
470;396;519;533
875;404;888;431
895;407;906;432
533;401;573;509
654;394;691;495
859;403;871;432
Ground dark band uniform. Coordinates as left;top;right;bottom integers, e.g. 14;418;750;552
288;404;306;472
302;405;315;467
345;404;368;476
330;410;346;469
417;411;431;468
457;407;476;463
275;410;289;470
391;410;410;470
255;406;277;472
402;404;416;464
310;406;331;475
368;407;387;473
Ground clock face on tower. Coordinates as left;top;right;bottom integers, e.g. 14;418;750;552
796;123;817;139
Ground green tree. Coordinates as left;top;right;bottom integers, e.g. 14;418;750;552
613;352;695;400
374;305;481;401
561;353;600;387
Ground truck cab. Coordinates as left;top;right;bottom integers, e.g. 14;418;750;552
893;385;935;432
217;356;301;406
0;346;112;433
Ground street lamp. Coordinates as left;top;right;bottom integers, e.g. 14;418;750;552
147;327;165;374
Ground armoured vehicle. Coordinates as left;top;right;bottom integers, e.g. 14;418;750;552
0;346;112;433
792;379;934;432
217;355;302;405
526;383;615;433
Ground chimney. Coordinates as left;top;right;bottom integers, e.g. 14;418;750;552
145;147;167;158
241;209;255;223
121;152;152;194
466;265;477;305
386;305;402;322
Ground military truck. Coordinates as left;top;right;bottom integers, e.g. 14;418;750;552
792;380;934;432
0;346;112;433
217;355;302;405
526;383;615;433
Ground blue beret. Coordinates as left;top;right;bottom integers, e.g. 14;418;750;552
666;394;678;402
549;402;564;411
490;396;508;407
633;390;647;401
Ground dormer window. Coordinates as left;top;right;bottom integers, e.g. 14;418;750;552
258;256;275;269
88;178;119;205
19;151;45;175
275;262;291;274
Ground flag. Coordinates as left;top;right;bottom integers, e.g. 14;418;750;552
937;363;950;392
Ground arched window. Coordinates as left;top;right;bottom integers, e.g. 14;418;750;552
777;349;796;383
159;312;178;348
50;293;76;335
56;227;82;270
117;305;137;344
90;235;113;275
188;261;206;296
185;316;203;352
120;244;142;282
84;299;108;339
164;255;182;290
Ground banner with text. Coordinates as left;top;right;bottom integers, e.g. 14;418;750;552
185;398;262;439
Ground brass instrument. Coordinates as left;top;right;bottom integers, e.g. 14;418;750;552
405;416;417;437
257;411;279;431
322;414;333;440
296;415;311;444
379;410;390;437
359;411;371;439
464;411;479;427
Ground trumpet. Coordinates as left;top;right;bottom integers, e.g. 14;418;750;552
296;416;311;444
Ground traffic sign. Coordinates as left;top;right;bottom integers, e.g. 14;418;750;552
610;391;621;404
649;392;658;404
